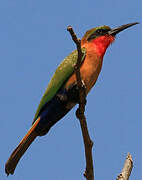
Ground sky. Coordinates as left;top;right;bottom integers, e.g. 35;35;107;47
0;0;141;180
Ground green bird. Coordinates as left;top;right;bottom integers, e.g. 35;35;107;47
5;22;138;175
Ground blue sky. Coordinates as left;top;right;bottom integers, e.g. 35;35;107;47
0;0;141;180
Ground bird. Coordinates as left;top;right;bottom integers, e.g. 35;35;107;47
5;22;138;175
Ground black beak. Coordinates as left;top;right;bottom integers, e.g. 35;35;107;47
108;22;139;36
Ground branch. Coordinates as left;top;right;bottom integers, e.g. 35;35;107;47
67;26;94;180
116;153;133;180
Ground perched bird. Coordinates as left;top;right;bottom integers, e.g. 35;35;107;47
5;22;138;175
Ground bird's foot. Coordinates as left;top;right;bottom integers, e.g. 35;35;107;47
79;80;87;105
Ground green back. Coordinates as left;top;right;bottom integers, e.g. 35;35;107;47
33;48;86;123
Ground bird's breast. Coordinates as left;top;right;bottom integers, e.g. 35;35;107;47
65;49;103;94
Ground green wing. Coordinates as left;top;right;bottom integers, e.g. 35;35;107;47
33;48;86;122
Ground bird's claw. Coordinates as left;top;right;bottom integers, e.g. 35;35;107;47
81;80;86;91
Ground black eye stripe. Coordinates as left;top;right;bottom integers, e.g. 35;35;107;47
96;29;108;34
87;28;111;41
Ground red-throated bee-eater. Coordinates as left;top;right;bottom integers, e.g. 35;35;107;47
5;22;138;175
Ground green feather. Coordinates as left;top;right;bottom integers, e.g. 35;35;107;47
33;48;86;122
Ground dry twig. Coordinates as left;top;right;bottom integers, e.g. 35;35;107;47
117;153;133;180
67;26;94;180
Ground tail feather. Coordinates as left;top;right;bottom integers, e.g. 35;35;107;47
5;117;40;176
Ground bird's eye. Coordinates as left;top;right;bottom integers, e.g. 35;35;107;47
87;28;109;41
96;29;105;34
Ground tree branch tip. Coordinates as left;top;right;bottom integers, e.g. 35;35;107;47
127;153;133;162
116;153;133;180
67;25;72;31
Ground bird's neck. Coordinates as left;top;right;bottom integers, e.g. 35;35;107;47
82;35;115;59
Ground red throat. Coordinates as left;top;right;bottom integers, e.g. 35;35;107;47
91;35;115;58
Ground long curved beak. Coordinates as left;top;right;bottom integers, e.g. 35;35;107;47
109;22;139;36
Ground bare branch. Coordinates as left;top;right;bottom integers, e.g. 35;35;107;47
67;25;94;180
116;153;133;180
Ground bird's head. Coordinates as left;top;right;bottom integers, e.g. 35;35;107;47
81;22;139;57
